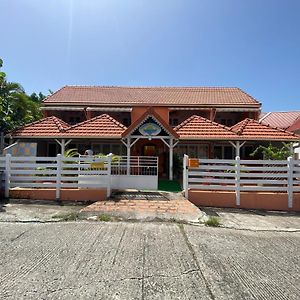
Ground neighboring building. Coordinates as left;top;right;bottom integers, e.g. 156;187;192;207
8;86;300;179
260;111;300;132
260;111;300;158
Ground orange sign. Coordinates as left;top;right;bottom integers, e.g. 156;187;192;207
188;159;199;168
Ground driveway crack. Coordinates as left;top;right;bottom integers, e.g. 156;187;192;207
112;227;126;265
178;224;216;300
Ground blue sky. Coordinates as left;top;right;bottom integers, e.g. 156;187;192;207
1;0;300;111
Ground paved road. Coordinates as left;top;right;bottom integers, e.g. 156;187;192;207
0;222;299;299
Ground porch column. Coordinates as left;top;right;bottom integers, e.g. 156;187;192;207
236;141;240;157
229;141;246;158
169;138;173;180
127;137;131;175
61;139;65;155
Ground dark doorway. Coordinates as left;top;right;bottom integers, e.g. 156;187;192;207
142;144;157;156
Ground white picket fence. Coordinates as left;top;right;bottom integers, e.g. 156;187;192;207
0;154;159;200
183;155;300;208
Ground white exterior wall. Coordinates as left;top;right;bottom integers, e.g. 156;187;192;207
79;174;158;190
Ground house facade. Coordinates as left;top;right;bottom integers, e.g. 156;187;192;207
8;86;300;179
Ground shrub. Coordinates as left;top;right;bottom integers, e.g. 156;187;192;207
204;216;221;227
98;214;111;222
52;212;80;221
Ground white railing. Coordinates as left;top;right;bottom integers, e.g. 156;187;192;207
183;155;300;208
2;154;112;199
1;154;159;200
111;156;158;176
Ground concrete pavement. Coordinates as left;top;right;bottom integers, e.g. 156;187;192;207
0;222;299;299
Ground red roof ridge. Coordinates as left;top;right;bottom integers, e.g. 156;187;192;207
65;114;127;132
231;118;252;135
60;85;246;90
42;86;66;103
235;88;261;105
50;116;69;132
232;118;299;138
174;115;234;132
11;116;69;135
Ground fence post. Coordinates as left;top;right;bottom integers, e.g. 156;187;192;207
5;153;11;198
183;154;189;198
107;153;113;198
235;156;241;206
287;156;294;208
56;154;62;200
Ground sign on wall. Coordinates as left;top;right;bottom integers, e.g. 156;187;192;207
139;123;161;136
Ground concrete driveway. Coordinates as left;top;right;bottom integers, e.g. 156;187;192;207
0;222;299;299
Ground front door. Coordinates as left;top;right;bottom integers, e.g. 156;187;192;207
142;144;157;156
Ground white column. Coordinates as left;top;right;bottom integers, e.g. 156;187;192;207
5;153;11;198
107;153;113;198
61;139;65;155
169;138;173;180
56;154;62;200
183;154;189;198
236;141;240;157
235;155;241;206
127;137;130;175
287;156;294;208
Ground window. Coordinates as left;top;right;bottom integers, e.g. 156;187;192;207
214;145;234;159
170;118;179;127
69;117;81;125
174;144;208;158
123;118;130;126
220;119;233;126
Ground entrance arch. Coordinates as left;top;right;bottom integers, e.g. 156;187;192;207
121;108;179;180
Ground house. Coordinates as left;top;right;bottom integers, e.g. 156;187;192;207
8;86;300;179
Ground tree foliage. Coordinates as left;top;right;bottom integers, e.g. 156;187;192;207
0;58;44;133
250;143;292;160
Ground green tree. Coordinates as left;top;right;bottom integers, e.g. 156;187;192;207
0;58;42;133
250;143;292;160
29;92;46;103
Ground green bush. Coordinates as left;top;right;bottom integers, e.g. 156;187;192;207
204;216;221;227
98;214;111;222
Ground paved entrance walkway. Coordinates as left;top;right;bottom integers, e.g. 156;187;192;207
80;191;202;222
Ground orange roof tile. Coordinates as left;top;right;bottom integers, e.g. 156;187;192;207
64;114;126;138
174;115;238;140
43;86;261;107
231;118;300;141
11;116;69;137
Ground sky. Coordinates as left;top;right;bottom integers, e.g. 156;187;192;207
0;0;300;112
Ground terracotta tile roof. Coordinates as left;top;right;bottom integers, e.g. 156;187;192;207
174;115;238;140
64;114;127;138
259;111;300;129
11;116;69;137
122;107;179;138
43;86;261;107
231;118;300;141
10;115;126;138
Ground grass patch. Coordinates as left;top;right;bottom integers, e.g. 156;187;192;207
98;214;111;222
52;212;80;221
158;180;182;192
204;216;221;227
